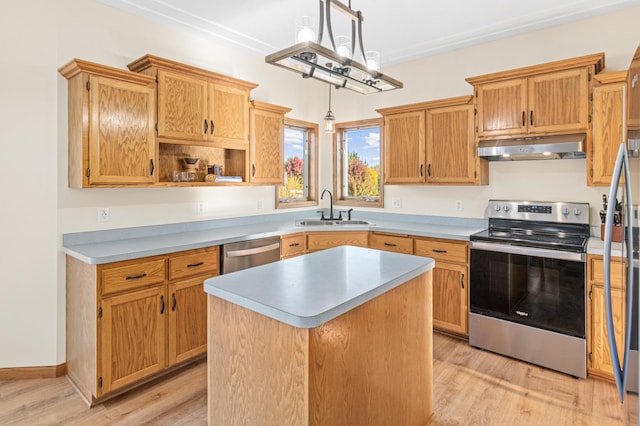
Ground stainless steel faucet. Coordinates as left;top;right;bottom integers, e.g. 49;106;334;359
320;189;335;220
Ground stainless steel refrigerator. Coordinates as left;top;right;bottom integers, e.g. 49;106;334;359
603;44;640;423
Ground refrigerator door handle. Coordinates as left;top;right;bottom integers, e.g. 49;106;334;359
604;142;634;402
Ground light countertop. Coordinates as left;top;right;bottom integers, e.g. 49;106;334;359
62;211;487;264
203;245;435;328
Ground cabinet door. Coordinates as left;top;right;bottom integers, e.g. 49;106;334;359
281;233;306;259
590;284;625;377
209;83;250;148
475;78;527;137
250;107;284;184
100;286;166;395
528;68;589;134
426;103;475;184
432;262;468;336
88;75;156;185
383;111;425;183
590;82;625;186
157;70;208;141
168;277;208;365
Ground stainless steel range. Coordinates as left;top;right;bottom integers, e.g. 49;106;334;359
469;200;590;378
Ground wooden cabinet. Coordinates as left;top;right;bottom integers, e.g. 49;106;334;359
281;233;306;259
369;232;413;254
58;59;157;187
66;246;219;405
307;231;368;253
378;96;487;185
249;101;291;185
589;72;627;186
381;110;426;184
466;53;604;139
127;54;258;185
426;102;486;184
587;254;627;381
415;237;469;336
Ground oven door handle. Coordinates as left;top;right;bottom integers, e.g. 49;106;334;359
603;140;634;402
470;240;585;262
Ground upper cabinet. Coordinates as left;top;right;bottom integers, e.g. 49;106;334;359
466;53;604;139
249;101;291;185
59;59;157;188
377;96;487;185
128;55;257;149
589;71;627;186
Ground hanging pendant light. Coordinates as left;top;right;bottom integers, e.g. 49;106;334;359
324;84;335;134
265;0;403;95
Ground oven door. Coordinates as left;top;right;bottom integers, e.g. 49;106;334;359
470;241;586;338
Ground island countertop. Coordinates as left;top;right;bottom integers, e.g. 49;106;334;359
203;245;435;329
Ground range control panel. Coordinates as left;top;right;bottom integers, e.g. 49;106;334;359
487;200;590;225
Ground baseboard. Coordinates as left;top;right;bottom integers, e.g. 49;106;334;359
0;363;66;380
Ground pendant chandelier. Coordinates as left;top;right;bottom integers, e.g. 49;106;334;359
265;0;403;95
324;84;335;133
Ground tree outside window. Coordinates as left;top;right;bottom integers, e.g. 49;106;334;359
276;119;318;208
334;119;384;208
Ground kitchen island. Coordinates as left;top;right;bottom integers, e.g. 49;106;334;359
204;246;434;425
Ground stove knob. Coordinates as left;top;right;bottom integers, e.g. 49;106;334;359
562;207;570;215
503;205;510;212
574;208;581;216
494;205;501;212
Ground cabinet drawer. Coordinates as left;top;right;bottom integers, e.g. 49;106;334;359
369;233;413;254
307;232;369;252
168;247;219;281
281;234;306;258
589;256;626;288
414;238;467;263
101;259;166;295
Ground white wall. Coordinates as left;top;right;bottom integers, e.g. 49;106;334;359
0;0;639;368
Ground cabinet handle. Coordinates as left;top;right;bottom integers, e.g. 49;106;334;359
384;242;397;247
187;262;204;268
427;164;431;177
150;159;155;176
252;164;256;177
522;111;525;127
204;119;208;134
172;293;177;311
530;110;534;126
289;243;300;247
461;274;465;289
125;273;147;280
432;249;447;254
160;295;165;314
210;120;215;135
419;164;424;177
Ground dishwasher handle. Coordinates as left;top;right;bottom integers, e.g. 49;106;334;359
225;242;280;258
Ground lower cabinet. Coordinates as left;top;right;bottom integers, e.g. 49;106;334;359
280;233;306;259
368;232;414;254
587;254;626;381
414;237;469;337
66;246;219;405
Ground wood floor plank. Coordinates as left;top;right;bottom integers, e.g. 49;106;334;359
0;335;637;425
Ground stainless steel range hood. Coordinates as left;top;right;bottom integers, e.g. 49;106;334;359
478;134;586;161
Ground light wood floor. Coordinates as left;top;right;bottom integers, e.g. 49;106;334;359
0;334;636;425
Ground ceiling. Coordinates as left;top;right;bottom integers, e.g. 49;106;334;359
98;0;640;66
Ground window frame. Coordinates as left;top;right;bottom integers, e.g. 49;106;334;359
333;118;384;208
276;118;319;209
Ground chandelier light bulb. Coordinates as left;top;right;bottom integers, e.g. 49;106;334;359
336;35;351;58
295;16;316;43
366;51;380;72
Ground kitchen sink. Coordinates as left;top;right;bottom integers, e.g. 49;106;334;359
295;219;374;226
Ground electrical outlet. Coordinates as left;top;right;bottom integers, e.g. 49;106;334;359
391;198;402;208
257;200;264;210
97;207;110;222
197;202;205;216
455;200;464;211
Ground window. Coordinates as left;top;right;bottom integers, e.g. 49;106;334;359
334;118;384;208
276;118;318;208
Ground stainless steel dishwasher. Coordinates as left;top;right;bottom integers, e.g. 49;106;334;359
221;236;281;274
